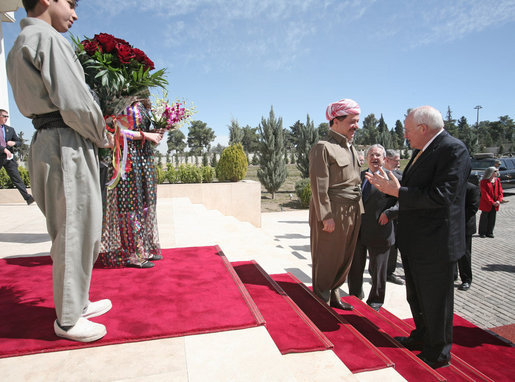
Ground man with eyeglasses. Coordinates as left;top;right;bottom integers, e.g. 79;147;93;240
0;109;34;205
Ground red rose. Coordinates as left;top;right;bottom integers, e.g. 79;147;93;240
82;40;102;56
143;57;155;71
115;37;130;46
132;48;148;63
94;33;116;53
115;43;135;64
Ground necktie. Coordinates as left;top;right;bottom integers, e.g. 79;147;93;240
406;150;423;173
0;126;6;147
362;178;371;201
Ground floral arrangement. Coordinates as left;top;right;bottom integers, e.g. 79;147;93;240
72;33;167;115
150;92;196;132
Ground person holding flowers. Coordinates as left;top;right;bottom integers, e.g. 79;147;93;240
73;31;192;268
7;0;112;342
98;99;165;268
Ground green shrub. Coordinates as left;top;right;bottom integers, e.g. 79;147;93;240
0;166;30;188
0;167;13;189
295;178;312;208
177;164;202;183
216;143;248;182
156;165;166;184
166;163;178;184
201;166;215;183
18;166;31;187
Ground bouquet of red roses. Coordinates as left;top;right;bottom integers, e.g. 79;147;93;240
72;33;167;115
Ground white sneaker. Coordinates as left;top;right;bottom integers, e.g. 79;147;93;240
54;317;106;342
82;299;112;319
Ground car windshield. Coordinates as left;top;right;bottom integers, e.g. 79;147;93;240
471;159;496;170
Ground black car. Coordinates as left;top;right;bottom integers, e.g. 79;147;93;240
468;156;515;190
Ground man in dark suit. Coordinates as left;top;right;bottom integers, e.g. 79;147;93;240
456;182;480;291
0;109;34;205
348;144;399;311
384;149;405;286
366;106;471;369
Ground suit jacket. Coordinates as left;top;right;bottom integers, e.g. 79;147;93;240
359;169;399;249
397;130;471;262
0;124;22;161
465;182;480;236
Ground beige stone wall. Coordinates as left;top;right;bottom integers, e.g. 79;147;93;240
0;180;262;227
157;180;262;227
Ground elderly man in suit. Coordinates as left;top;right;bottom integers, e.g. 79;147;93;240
366;106;471;369
0;109;34;205
348;144;399;311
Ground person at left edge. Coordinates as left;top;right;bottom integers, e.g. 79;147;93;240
7;0;111;342
0;110;34;205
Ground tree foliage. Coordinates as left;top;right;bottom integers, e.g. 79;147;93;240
187;120;215;155
295;114;319;179
257;107;288;199
167;129;186;154
228;119;244;145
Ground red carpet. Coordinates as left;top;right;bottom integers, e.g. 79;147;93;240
0;246;265;358
335;296;445;381
400;314;515;382
271;272;393;373
232;261;333;354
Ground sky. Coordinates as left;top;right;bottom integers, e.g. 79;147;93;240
2;0;515;152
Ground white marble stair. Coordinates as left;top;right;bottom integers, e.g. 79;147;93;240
164;197;406;381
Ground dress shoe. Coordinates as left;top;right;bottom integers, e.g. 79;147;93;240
387;274;405;285
394;336;424;351
417;354;450;369
149;254;163;261
479;235;486;238
82;299;112;319
54;317;106;342
128;261;154;268
368;302;382;311
486;234;494;238
330;299;354;311
26;196;35;205
458;282;471;291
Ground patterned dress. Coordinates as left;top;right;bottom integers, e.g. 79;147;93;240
99;102;161;267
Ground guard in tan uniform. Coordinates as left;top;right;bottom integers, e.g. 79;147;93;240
309;99;363;310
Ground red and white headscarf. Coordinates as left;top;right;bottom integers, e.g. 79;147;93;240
326;99;361;121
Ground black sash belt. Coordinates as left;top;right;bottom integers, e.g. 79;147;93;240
32;111;68;130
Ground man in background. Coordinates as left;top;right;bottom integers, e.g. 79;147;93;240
384;149;404;285
348;144;399;311
0;109;34;205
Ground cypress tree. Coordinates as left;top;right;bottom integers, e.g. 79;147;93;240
257;106;288;199
296;114;319;178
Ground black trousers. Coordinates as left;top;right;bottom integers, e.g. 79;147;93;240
1;158;31;201
456;235;473;283
348;240;390;306
402;251;455;363
478;207;496;236
387;245;398;276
